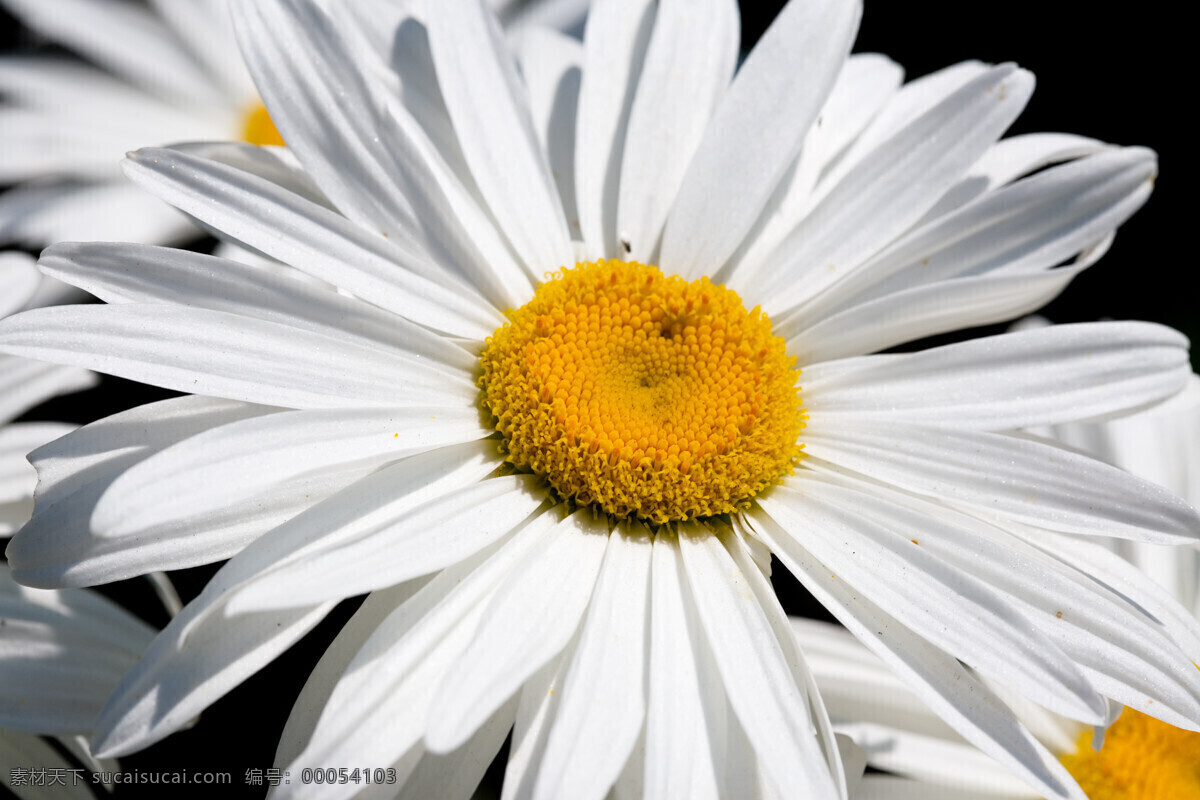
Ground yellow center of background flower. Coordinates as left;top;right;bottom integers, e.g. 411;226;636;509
241;102;284;147
1059;708;1200;799
479;259;804;523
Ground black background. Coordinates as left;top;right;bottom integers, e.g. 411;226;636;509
1;2;1190;797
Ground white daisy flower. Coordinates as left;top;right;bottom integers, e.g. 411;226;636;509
0;0;586;247
0;0;274;246
1;1;1198;798
799;615;1200;800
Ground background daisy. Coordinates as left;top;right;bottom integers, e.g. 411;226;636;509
0;0;588;248
0;0;270;246
801;614;1200;799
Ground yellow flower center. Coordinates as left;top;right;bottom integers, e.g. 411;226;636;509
1060;708;1200;799
479;259;804;523
241;102;284;147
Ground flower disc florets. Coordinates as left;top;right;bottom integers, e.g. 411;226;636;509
479;260;805;522
1060;709;1200;799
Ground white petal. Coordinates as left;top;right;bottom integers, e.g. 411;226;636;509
512;27;584;241
0;304;475;409
836;734;868;796
0;356;96;425
791;489;1200;736
721;53;905;285
501;0;590;33
122;146;503;339
720;700;767;799
23;394;272;511
794;617;957;731
354;8;471;178
0;729;94;800
168;140;333;207
724;520;848;798
742;65;1036;316
39;241;478;374
375;13;543;301
501;649;573;800
0;251;41;317
609;726;646;800
147;0;257;103
855;774;1035;800
802;321;1191;430
921;132;1108;223
0;40;233;180
1051;374;1200;515
643;531;723;800
228;473;546;610
0;499;34;537
818;60;992;188
785;251;1095;360
0;568;155;735
573;0;656;259
0;179;196;249
758;481;1104;724
0;109;125;182
274;582;426;770
93;460;492;758
803;421;1200;543
426;0;574;272
91;406;489;539
794;619;1054;793
1008;522;1200;674
1;0;224;105
748;510;1087;800
788;146;1156;331
615;0;738;262
662;0;861;279
93;599;335;757
677;522;839;798
425;510;609;753
284;509;563;799
17;460;383;586
0;423;73;506
533;521;652;800
397;698;519;800
212;440;507;610
5;397;291;587
846;726;1042;798
231;0;536;311
0;54;176;117
894;502;1200;730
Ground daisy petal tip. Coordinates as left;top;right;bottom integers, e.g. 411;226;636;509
422;715;470;757
1;560;46;591
122;146;155;164
90;725;133;762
